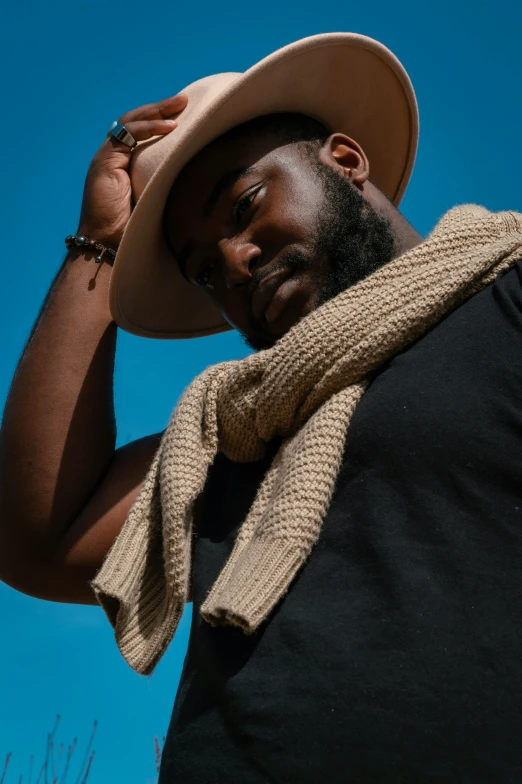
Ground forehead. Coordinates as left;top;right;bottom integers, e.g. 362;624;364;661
165;131;295;230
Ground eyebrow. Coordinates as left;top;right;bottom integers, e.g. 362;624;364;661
203;165;256;218
177;165;257;278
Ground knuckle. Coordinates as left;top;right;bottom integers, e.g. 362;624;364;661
120;102;154;124
121;120;139;134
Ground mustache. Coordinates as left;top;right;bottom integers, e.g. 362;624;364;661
246;249;312;302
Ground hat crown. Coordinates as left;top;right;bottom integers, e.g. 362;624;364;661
111;33;419;339
130;72;241;202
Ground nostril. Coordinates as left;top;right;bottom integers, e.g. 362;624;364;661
247;248;263;276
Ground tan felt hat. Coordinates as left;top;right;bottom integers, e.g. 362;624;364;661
110;32;419;339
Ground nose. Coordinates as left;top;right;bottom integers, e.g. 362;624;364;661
218;237;261;289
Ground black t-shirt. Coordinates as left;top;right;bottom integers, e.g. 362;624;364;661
160;261;522;783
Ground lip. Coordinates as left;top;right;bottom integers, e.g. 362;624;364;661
251;268;293;322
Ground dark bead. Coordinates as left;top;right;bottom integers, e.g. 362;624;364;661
75;236;86;246
95;255;103;263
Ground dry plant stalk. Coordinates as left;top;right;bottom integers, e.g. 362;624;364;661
2;716;97;784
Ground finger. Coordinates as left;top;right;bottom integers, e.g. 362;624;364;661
119;93;188;125
99;118;179;170
106;118;178;150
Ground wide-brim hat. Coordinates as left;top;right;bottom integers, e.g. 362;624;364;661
110;32;419;339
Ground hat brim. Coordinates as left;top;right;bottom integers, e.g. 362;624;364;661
110;33;419;339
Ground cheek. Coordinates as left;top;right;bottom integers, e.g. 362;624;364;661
267;176;323;244
254;203;316;252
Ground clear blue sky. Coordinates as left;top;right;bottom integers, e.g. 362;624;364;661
1;0;521;781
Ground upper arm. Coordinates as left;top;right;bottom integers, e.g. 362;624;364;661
2;433;162;605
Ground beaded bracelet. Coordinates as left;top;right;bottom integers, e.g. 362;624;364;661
65;234;117;264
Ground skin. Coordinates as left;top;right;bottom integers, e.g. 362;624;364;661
165;132;422;348
0;94;187;603
0;93;422;605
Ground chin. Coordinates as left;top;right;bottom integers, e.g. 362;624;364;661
243;282;317;350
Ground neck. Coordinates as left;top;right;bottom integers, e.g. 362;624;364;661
362;181;424;257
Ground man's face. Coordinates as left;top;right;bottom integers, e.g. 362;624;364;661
164;130;395;350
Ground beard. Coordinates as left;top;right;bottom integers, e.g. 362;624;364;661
243;163;397;352
312;162;396;306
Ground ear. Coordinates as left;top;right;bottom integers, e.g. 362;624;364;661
318;133;370;188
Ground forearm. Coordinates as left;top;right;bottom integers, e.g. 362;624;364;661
0;252;117;560
0;93;184;593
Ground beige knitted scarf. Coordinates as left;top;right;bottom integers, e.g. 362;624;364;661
92;205;522;675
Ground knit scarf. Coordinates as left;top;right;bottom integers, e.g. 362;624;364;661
92;205;522;675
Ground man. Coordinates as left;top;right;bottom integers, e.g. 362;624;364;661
1;32;522;783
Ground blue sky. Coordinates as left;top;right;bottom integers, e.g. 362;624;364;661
1;0;521;780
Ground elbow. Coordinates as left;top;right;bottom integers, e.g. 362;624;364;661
0;530;97;605
0;522;56;601
0;543;49;600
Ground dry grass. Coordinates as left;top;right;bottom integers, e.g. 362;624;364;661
1;716;96;784
2;720;164;784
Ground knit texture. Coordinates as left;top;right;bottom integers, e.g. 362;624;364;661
92;205;522;675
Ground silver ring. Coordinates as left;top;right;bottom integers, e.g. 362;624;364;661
108;121;137;149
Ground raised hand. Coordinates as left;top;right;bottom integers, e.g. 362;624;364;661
77;93;188;251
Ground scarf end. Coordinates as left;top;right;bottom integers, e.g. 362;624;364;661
200;537;306;633
92;567;185;677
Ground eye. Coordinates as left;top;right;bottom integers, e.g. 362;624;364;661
233;187;260;224
195;261;215;289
